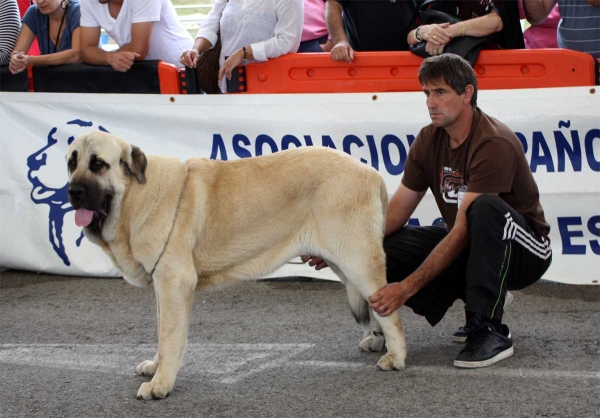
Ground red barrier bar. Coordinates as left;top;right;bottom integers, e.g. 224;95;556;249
245;49;596;94
158;62;181;94
27;66;34;92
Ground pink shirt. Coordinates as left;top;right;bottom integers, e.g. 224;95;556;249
301;0;328;42
519;1;560;49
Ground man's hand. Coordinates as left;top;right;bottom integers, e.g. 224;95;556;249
330;40;354;63
300;255;329;270
9;52;29;74
368;281;414;317
180;48;200;68
218;48;244;82
320;39;334;52
107;51;140;72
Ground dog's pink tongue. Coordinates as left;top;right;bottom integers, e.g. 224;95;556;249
75;208;94;227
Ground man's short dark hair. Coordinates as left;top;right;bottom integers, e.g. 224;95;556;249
418;54;478;107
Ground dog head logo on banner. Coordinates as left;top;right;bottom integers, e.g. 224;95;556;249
27;119;109;266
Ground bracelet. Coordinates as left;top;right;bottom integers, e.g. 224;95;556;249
457;21;466;37
414;26;423;42
242;46;247;60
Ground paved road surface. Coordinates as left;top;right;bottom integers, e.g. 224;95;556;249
0;270;598;417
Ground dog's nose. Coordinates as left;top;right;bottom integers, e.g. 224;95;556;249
68;184;86;200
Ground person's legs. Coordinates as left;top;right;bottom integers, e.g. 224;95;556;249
454;195;552;368
452;290;514;343
385;224;469;327
298;38;325;53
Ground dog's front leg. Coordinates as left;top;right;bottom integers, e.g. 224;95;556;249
137;268;196;400
136;286;161;377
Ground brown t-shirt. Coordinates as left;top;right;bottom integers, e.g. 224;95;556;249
402;108;550;237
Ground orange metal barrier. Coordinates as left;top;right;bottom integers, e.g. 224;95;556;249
245;49;596;94
158;62;181;94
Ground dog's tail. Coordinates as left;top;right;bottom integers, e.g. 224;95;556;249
346;282;370;326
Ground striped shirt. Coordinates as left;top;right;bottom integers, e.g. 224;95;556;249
0;0;21;66
557;0;600;59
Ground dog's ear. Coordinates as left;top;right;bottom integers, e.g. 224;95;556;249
122;144;147;184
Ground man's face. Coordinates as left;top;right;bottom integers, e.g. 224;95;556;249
422;79;471;129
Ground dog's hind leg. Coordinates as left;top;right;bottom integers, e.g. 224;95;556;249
330;265;371;341
330;267;385;353
336;247;407;371
136;289;161;377
358;309;386;353
136;259;197;400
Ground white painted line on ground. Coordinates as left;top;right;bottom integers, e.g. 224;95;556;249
0;343;314;384
218;344;313;384
290;361;600;380
292;360;367;368
1;344;598;383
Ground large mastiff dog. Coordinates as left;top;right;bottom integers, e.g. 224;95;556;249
66;131;407;400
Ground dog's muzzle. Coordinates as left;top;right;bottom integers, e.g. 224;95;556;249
68;183;112;228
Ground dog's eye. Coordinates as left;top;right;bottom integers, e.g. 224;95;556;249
90;158;108;172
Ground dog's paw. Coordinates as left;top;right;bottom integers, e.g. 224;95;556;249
135;360;158;377
136;380;172;400
376;353;405;371
359;334;386;352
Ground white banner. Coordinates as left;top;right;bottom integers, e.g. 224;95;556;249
0;88;598;284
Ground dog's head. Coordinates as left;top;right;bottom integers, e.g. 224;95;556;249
66;131;147;240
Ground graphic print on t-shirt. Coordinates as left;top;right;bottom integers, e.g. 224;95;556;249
440;166;464;204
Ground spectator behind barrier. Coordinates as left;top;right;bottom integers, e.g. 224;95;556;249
180;0;303;94
79;0;193;72
298;0;332;53
407;0;524;60
1;0;21;66
523;0;600;59
519;1;559;49
9;0;81;75
325;0;417;63
16;0;40;55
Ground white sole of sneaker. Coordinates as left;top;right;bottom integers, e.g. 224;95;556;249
453;346;514;369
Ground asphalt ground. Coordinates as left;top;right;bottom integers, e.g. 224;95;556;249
0;270;598;418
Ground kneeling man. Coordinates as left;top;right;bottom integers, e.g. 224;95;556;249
306;54;552;368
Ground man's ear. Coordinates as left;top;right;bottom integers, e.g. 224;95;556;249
464;84;474;105
122;144;147;184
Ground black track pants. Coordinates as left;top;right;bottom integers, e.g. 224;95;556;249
384;195;552;326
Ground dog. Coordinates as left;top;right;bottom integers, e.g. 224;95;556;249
66;131;407;400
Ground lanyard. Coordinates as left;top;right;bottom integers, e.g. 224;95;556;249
47;2;68;54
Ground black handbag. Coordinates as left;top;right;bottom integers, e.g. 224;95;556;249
194;0;229;94
409;1;489;66
194;35;222;94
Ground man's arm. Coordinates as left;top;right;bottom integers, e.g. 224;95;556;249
80;25;109;65
325;0;354;63
369;191;488;317
80;26;140;72
522;0;557;25
118;21;154;59
386;183;426;237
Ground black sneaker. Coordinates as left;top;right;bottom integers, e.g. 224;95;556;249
452;325;470;343
454;323;514;368
452;292;514;343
